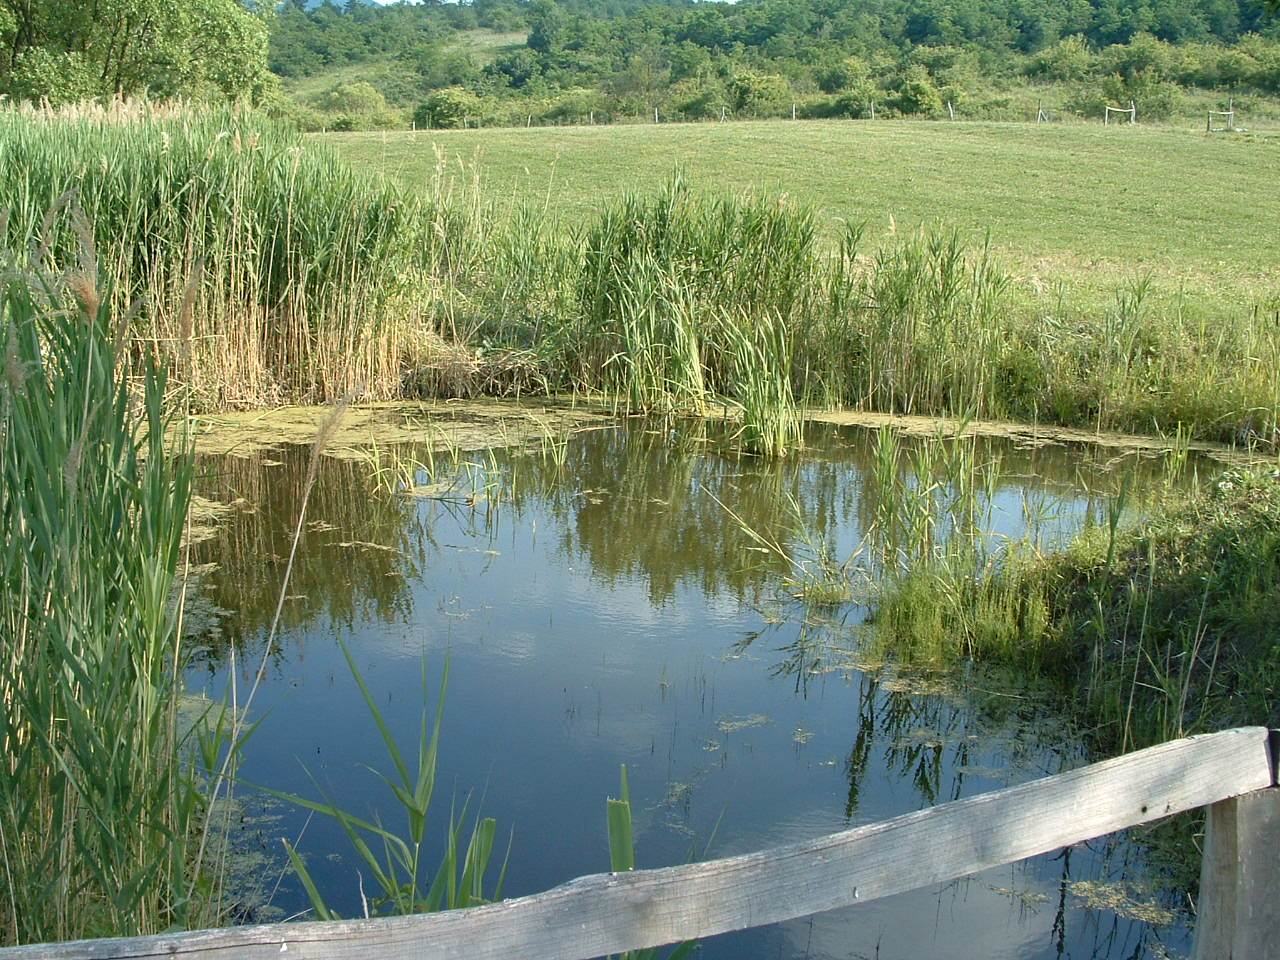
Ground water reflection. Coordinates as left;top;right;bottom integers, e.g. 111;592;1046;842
190;419;1200;959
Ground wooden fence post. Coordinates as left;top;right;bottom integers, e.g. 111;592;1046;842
1193;730;1280;960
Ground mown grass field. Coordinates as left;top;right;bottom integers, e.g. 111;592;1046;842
327;119;1280;312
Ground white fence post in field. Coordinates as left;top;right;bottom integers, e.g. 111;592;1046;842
1192;730;1280;960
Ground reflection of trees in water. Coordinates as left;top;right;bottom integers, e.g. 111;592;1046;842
191;420;1195;663
537;422;852;606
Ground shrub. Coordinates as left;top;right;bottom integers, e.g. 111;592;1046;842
729;71;792;117
1027;35;1096;81
1102;69;1184;119
895;64;943;116
315;81;399;130
415;86;481;128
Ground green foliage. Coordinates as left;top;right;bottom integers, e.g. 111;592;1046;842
414;86;481;128
264;0;1280;127
277;645;509;920
0;0;270;103
315;81;398;130
0;232;215;943
1102;69;1185;118
729;71;792;116
816;56;872;95
1027;35;1095;81
895;64;945;116
868;466;1280;749
4;48;99;105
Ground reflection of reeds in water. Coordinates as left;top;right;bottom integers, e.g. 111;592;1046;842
196;418;1196;660
192;448;427;653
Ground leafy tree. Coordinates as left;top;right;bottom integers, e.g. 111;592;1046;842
729;70;791;116
0;0;270;102
488;48;542;90
1027;35;1095;80
527;0;566;54
414;87;479;129
895;64;944;116
816;56;872;94
4;48;99;105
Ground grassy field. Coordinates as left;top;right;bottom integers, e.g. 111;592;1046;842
327;119;1280;308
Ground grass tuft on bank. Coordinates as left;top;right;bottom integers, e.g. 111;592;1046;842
868;467;1280;749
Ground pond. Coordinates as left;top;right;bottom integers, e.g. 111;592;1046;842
188;412;1214;960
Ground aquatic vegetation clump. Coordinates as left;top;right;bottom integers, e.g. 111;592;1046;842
869;465;1280;750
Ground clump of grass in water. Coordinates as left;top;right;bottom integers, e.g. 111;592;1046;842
275;644;510;919
868;463;1280;752
561;176;814;454
0;228;224;942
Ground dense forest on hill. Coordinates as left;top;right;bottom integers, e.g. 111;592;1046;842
0;0;1278;126
265;0;1280;128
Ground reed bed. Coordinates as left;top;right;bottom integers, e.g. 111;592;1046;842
3;104;1277;455
0;240;213;943
0;104;441;410
864;445;1280;752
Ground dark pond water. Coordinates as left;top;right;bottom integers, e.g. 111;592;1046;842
189;417;1210;960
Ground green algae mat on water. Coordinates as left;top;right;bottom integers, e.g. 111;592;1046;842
191;400;1265;464
189;399;612;459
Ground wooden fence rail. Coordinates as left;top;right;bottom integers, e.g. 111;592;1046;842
3;727;1276;960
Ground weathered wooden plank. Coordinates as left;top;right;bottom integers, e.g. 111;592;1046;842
1192;788;1280;960
1192;730;1280;960
2;727;1271;960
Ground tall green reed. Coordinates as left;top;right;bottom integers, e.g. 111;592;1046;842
0;103;444;410
5;105;1277;455
278;645;509;920
0;229;215;943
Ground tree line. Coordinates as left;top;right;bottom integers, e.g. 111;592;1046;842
1;0;1278;125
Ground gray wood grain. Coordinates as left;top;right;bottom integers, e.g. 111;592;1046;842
3;727;1272;960
1193;786;1280;960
